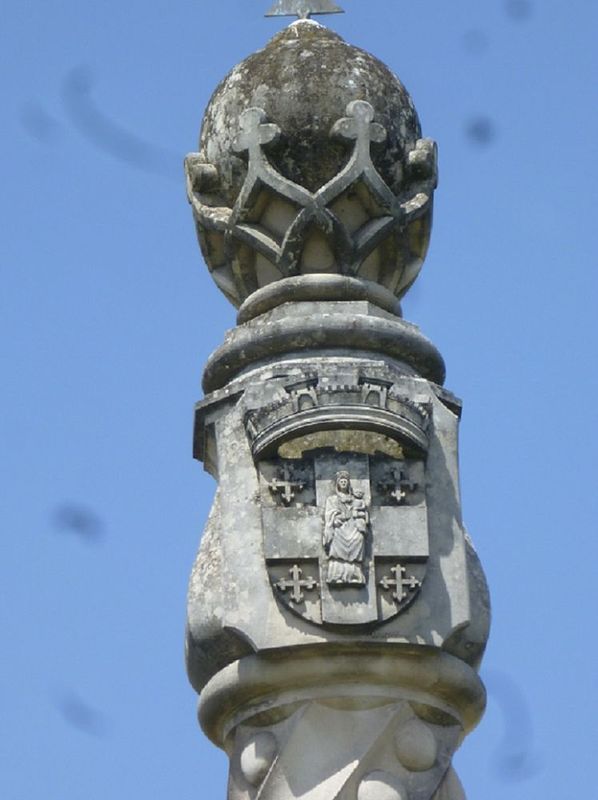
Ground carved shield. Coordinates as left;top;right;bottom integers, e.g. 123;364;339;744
260;451;428;628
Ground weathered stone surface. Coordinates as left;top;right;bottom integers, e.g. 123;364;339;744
199;21;420;201
186;297;489;797
202;299;445;393
184;15;488;800
185;20;437;307
198;647;484;800
187;333;489;690
236;275;404;323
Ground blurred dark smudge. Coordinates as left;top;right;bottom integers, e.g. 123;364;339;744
462;29;489;56
483;668;543;782
465;116;497;147
504;0;534;21
62;65;179;178
20;103;61;144
57;691;107;737
53;503;104;544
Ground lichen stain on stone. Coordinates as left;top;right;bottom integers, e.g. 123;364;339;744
198;22;421;204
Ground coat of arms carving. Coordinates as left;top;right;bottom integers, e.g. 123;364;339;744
259;451;428;628
244;371;431;628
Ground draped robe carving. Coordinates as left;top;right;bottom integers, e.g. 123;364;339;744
323;472;368;585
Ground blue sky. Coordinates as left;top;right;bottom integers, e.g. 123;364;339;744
2;1;597;798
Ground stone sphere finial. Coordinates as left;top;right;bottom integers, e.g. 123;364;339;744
185;20;437;310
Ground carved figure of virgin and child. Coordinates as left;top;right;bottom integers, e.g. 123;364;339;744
323;471;369;585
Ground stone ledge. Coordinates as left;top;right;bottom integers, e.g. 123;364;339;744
202;308;446;392
237;276;403;323
198;644;486;747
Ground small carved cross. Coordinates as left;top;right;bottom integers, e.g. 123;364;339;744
379;563;421;603
331;100;387;148
233;108;280;157
378;467;418;505
276;564;318;604
265;0;344;19
268;463;305;506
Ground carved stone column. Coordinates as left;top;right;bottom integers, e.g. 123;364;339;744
185;13;489;800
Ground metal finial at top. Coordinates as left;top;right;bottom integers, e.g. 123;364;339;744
265;0;344;19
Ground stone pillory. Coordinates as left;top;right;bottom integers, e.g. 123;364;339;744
184;10;489;800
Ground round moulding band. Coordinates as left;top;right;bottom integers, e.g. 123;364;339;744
237;276;404;324
202;312;446;393
198;644;486;748
250;404;428;459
